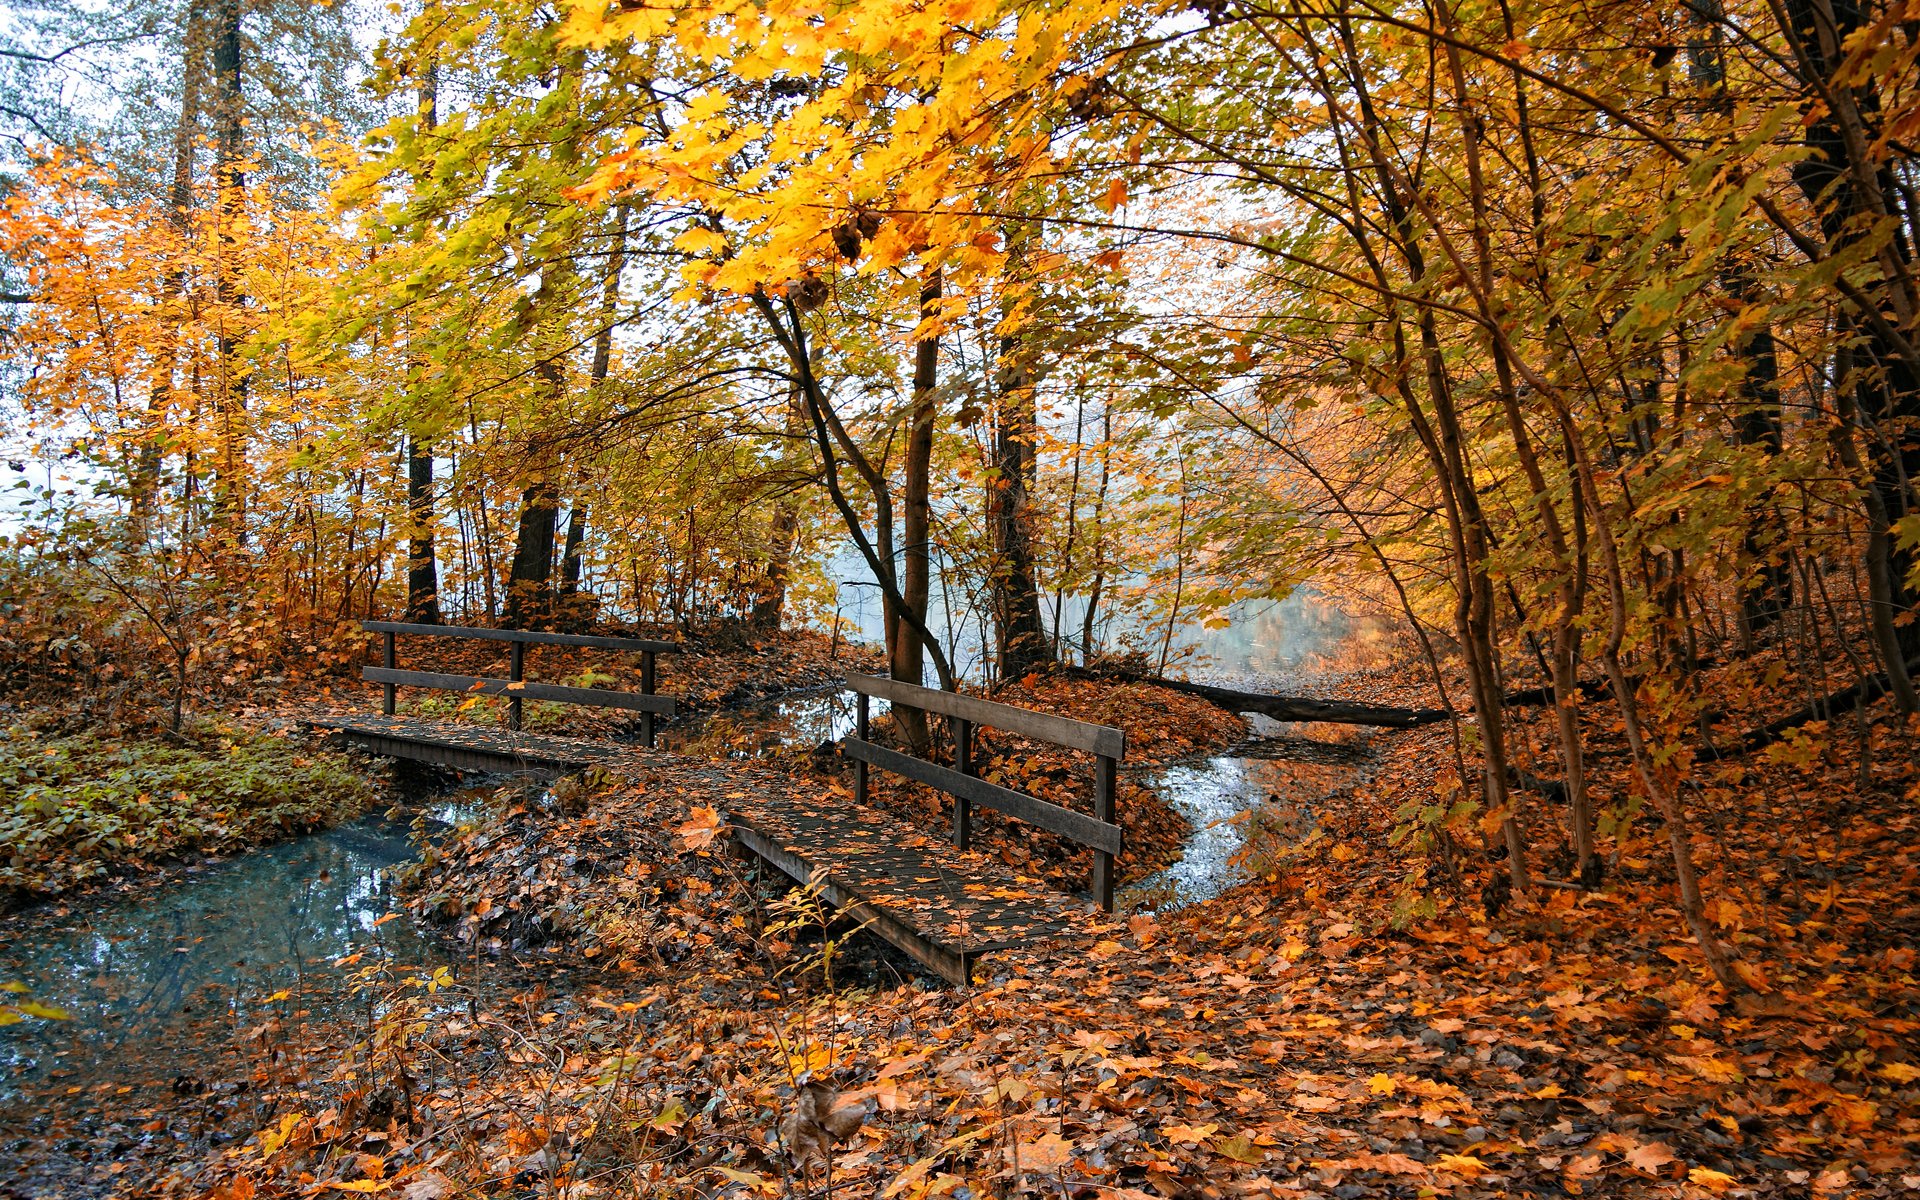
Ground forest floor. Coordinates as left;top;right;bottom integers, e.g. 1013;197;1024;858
115;655;1920;1200
4;634;1918;1198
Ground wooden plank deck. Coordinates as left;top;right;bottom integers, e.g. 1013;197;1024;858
726;787;1089;984
306;715;1091;985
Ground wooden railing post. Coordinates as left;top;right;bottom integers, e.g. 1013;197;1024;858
1092;753;1117;911
855;692;870;806
952;715;973;851
382;630;397;716
508;639;525;731
641;650;657;748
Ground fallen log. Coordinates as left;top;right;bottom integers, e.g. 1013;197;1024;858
1697;657;1920;762
1140;676;1453;728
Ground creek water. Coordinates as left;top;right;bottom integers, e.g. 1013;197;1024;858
0;595;1393;1193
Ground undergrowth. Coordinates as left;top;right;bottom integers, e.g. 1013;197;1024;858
0;722;377;901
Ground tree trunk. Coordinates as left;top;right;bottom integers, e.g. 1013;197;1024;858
889;272;942;749
405;432;440;622
752;388;804;631
210;0;247;548
133;4;211;539
403;67;441;625
990;325;1051;680
1783;0;1920;682
559;506;586;595
506;473;560;629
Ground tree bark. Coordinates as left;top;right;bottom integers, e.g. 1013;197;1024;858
209;0;248;548
990;323;1051;680
892;270;942;749
403;68;441;625
405;432;440;622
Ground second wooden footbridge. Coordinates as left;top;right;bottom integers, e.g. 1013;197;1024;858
309;621;1126;983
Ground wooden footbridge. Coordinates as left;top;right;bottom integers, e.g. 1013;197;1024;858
309;622;1126;982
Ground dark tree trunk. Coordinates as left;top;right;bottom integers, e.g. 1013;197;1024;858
405;433;440;623
892;271;942;749
403;69;441;625
559;506;586;596
506;476;559;628
1691;0;1792;641
990;328;1051;680
1783;0;1920;701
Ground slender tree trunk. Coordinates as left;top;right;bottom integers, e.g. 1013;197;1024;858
1080;401;1112;660
753;386;804;632
403;67;442;625
1783;0;1920;679
133;4;211;539
209;0;247;549
892;271;942;749
749;291;955;688
558;505;586;595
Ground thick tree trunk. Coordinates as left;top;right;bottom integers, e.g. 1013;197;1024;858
405;433;440;623
506;474;560;628
990;327;1051;680
506;360;564;629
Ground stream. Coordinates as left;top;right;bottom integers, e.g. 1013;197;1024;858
1;605;1390;1193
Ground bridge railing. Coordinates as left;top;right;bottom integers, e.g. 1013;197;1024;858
840;674;1126;910
361;620;682;747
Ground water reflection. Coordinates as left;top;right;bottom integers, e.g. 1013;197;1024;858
660;689;888;760
0;815;447;1102
1126;718;1374;910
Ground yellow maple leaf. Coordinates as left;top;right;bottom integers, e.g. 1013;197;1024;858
1437;1154;1487;1178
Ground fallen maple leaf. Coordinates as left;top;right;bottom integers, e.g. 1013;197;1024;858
1160;1122;1219;1145
676;805;724;850
1437;1153;1488;1178
1689;1166;1737;1190
1017;1132;1075;1172
1625;1142;1676;1176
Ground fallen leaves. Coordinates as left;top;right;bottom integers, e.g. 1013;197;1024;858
779;1082;866;1169
675;804;725;850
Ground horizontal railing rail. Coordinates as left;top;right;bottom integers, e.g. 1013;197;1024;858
840;672;1126;909
361;620;681;745
361;620;680;654
845;673;1125;758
